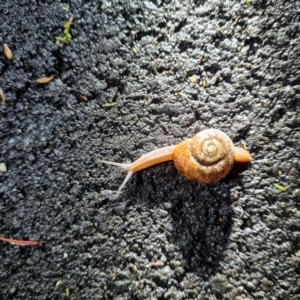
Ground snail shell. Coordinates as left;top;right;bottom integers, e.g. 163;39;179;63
173;129;235;184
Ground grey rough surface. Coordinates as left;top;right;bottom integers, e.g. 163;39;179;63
0;0;300;299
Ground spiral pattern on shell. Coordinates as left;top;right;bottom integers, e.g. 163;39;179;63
172;129;235;184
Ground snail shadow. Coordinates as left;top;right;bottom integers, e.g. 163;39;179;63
111;163;242;280
166;180;234;280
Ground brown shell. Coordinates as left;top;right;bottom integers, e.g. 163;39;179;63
173;129;235;184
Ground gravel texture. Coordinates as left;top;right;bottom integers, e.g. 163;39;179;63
1;0;300;299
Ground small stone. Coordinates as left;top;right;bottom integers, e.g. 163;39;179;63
189;75;198;83
0;163;7;172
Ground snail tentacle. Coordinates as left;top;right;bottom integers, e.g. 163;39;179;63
99;145;175;193
234;147;252;163
99;160;133;194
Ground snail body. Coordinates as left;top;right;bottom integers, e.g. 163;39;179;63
100;129;252;194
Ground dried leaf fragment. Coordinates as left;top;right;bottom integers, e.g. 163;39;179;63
131;47;137;54
273;183;287;192
3;44;13;60
56;280;62;287
245;0;252;7
103;102;117;107
64;17;73;32
56;17;73;44
178;92;188;98
36;75;54;84
62;5;70;12
0;88;6;104
146;261;165;268
0;236;44;246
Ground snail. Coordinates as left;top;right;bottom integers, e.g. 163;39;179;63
100;128;252;194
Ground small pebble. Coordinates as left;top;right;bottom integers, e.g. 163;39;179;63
0;163;7;172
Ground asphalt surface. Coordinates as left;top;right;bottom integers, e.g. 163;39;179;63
1;0;300;299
